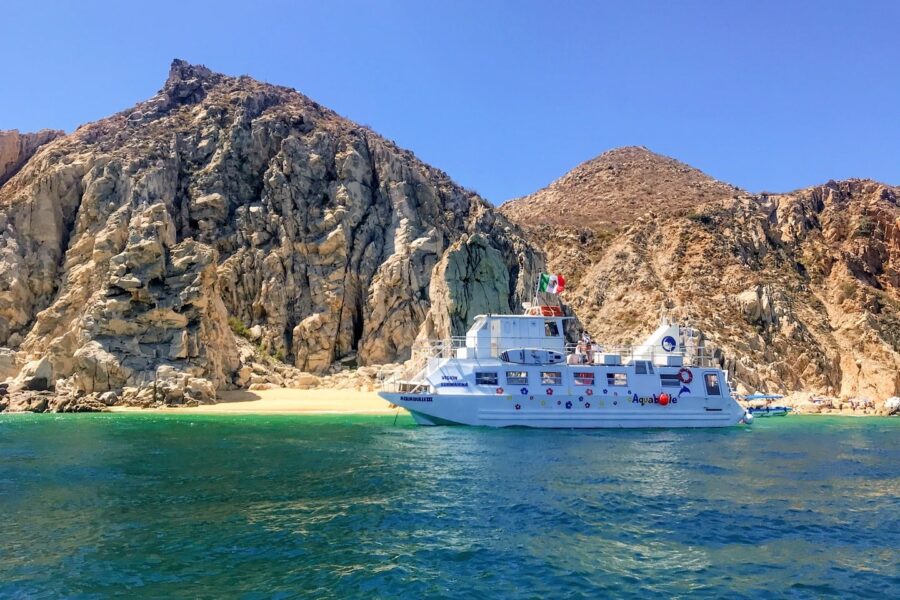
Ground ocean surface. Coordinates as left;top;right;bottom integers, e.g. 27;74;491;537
0;414;897;599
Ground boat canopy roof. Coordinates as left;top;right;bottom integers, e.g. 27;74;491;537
744;393;785;400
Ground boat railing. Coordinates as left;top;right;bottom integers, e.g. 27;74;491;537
411;336;468;361
379;376;432;394
406;336;722;369
378;337;467;393
565;343;722;368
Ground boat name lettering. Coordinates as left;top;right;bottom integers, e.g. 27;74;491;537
438;382;469;388
441;376;459;381
632;395;678;406
400;396;433;402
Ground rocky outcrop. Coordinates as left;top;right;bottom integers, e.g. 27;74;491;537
421;233;516;339
0;129;64;186
0;59;542;407
0;347;18;380
502;150;900;400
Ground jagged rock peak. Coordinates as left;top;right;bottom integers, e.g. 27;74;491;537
167;58;217;84
162;58;223;104
773;177;898;203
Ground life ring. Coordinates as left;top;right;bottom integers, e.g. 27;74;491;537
496;387;504;395
586;389;594;396
678;368;693;384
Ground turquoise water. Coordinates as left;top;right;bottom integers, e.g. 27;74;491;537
0;414;897;599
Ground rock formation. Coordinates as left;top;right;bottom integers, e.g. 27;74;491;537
0;59;542;408
2;64;896;411
0;129;64;186
501;148;900;399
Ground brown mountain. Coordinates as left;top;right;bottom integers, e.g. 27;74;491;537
501;149;900;400
500;146;743;232
0;59;542;409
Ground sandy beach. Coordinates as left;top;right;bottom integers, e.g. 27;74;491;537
109;388;400;415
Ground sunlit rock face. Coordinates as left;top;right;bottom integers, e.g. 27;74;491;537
0;129;64;186
0;59;543;404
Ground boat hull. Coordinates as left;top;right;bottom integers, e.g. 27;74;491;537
381;391;748;428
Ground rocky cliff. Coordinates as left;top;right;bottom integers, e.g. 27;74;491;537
0;129;64;186
0;59;542;407
501;148;900;400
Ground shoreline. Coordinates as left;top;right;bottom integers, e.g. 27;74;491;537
3;386;892;418
108;388;401;415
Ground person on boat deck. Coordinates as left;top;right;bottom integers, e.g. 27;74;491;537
575;344;588;364
568;346;586;365
580;331;592;345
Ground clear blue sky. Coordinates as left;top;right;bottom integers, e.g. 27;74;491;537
2;0;897;201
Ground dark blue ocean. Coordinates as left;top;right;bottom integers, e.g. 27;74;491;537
0;413;897;599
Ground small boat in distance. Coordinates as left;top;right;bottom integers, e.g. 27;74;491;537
745;394;792;417
380;304;751;428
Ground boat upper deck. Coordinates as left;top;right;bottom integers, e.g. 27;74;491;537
410;312;718;369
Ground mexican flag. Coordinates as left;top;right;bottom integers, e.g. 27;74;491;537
538;273;566;294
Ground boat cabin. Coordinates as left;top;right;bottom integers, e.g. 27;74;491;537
455;315;566;359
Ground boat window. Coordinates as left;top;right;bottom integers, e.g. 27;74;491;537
634;361;654;375
705;373;721;396
506;371;528;385
475;372;498;386
660;374;681;388
544;320;560;337
606;372;627;386
573;372;595;386
541;371;563;386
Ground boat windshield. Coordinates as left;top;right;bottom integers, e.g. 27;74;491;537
544;321;560;337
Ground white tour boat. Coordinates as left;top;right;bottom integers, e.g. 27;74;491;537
380;305;751;428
